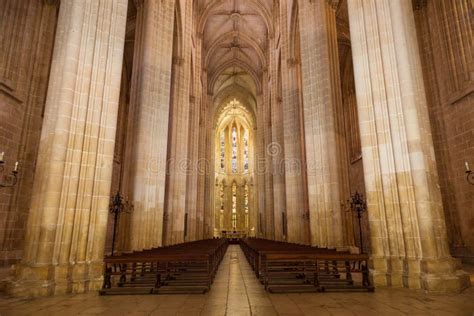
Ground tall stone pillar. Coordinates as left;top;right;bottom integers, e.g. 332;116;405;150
163;0;192;245
348;0;470;292
281;59;307;244
298;0;344;249
203;92;214;238
281;2;310;245
8;0;128;297
185;95;199;241
255;87;267;238
128;0;175;250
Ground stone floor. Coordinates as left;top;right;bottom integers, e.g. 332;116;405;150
0;245;473;315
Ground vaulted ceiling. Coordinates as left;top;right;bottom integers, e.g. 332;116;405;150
121;0;353;112
198;0;273;108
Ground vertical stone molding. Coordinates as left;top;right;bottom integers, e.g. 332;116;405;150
298;0;345;249
348;0;470;292
7;0;128;297
128;0;175;250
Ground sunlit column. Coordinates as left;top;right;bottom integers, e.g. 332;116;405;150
9;0;128;297
348;0;470;292
128;0;176;250
298;0;344;248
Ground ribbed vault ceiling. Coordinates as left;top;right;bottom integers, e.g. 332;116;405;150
199;0;273;106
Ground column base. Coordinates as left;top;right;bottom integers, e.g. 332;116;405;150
420;257;471;293
369;256;471;293
369;256;405;288
6;261;104;298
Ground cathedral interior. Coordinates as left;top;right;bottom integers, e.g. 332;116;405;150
0;0;473;314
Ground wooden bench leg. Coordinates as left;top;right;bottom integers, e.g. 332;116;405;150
314;261;320;290
119;264;127;286
345;260;352;282
102;267;112;289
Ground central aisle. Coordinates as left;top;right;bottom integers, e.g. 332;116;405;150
206;245;280;315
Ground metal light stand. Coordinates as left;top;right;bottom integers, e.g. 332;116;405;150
109;191;133;256
348;191;367;254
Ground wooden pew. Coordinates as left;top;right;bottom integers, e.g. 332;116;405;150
240;238;374;293
99;239;228;295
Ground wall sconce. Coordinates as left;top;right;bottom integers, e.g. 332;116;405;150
465;162;474;185
0;152;19;188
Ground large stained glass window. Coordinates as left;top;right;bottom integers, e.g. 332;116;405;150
232;127;237;173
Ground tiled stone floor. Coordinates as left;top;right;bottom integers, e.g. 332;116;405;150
0;245;473;315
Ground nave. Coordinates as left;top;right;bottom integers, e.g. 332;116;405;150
0;245;473;315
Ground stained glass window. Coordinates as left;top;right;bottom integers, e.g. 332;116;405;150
243;130;249;171
220;131;225;170
232;127;237;173
232;183;237;229
244;184;249;229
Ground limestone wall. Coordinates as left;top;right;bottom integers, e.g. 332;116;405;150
0;0;58;266
414;0;474;263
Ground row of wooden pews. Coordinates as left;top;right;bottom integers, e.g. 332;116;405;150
240;238;374;293
100;239;228;295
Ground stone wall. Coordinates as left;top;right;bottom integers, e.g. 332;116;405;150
414;0;474;263
0;0;58;266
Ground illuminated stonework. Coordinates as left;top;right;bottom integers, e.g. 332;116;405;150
214;99;255;237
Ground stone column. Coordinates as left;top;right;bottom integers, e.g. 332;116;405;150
163;0;193;245
298;0;344;249
8;0;128;297
196;71;209;240
281;2;310;245
348;0;470;292
128;0;175;250
281;58;307;245
185;95;198;241
203;92;214;238
255;86;267;238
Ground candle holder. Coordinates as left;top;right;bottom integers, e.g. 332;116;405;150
0;153;19;188
109;191;133;256
347;191;367;254
465;162;474;185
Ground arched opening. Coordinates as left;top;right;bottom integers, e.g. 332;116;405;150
213;98;256;238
